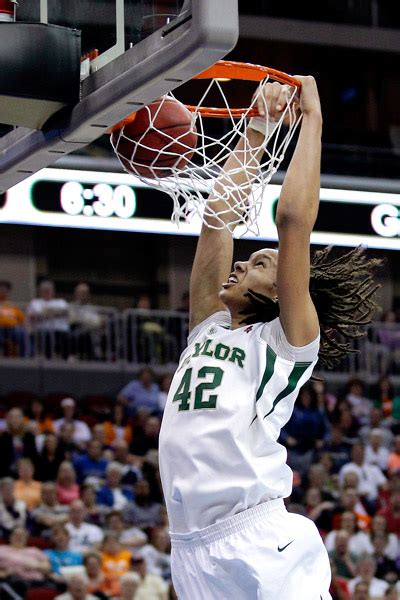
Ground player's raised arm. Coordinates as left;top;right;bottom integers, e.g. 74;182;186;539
189;128;265;332
274;76;322;346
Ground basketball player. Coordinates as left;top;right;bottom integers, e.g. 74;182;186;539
159;76;380;599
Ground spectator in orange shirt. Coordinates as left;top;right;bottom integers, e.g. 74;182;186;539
103;405;133;446
100;532;132;580
388;436;400;475
84;551;120;598
0;280;26;356
14;458;42;511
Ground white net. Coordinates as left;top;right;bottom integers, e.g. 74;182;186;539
111;74;302;236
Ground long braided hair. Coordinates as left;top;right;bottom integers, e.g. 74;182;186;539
239;246;383;369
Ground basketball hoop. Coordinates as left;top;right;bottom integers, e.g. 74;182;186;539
111;60;302;236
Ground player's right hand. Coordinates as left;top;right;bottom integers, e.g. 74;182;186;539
293;75;322;119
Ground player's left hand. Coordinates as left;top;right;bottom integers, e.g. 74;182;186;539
254;81;300;124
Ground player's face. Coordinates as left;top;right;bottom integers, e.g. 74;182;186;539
219;248;278;312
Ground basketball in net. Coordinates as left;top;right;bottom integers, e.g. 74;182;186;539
111;97;197;179
111;61;302;235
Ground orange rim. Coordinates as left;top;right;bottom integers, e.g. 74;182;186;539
188;60;301;118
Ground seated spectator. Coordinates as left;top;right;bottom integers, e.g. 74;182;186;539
281;384;329;475
80;483;105;527
336;407;360;443
27;279;70;359
0;407;38;478
91;424;109;452
364;429;390;471
324;511;371;558
348;555;389;598
387;435;400;475
105;511;147;549
370;376;394;420
73;439;108;485
339;443;387;505
351;580;370;600
56;461;80;505
306;463;336;502
0;477;27;538
69;282;104;361
111;439;141;486
118;368;160;415
65;500;103;553
371;533;398;585
45;525;83;583
138;527;171;580
369;515;399;561
31;482;69;537
130;416;161;458
96;462;134;510
131;555;168;600
101;532;131;580
332;487;371;532
55;574;98;600
0;280;25;357
58;422;81;460
344;378;373;425
54;398;91;449
378;491;400;535
0;525;51;596
328;530;357;580
14;457;42;511
321;427;352;473
119;572;141;600
304;487;335;534
123;479;163;530
359;408;394;450
103;405;133;446
84;551;119;599
37;432;66;482
26;399;55;434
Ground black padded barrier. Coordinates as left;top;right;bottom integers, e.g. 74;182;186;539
0;22;81;129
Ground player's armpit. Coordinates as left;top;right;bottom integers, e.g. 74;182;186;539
189;224;232;332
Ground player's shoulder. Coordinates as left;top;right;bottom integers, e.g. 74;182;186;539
187;310;232;346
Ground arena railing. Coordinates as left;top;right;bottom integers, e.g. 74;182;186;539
1;307;399;375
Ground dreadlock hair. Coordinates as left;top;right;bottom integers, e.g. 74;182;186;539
239;246;383;369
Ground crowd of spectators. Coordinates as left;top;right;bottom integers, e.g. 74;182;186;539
0;369;399;599
0;326;400;600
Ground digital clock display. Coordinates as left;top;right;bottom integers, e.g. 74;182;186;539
31;180;173;220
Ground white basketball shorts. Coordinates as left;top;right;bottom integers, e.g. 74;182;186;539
170;499;332;600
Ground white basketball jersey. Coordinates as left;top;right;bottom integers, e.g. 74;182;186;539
159;311;319;534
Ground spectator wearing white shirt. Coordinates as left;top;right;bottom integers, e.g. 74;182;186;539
69;282;104;360
54;398;91;448
369;515;399;561
348;555;389;598
55;574;98;600
339;443;387;503
65;499;103;553
345;378;373;425
27;279;70;358
365;429;390;471
359;408;394;450
138;527;171;580
324;511;371;558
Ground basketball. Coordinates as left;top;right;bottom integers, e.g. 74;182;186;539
111;97;197;179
